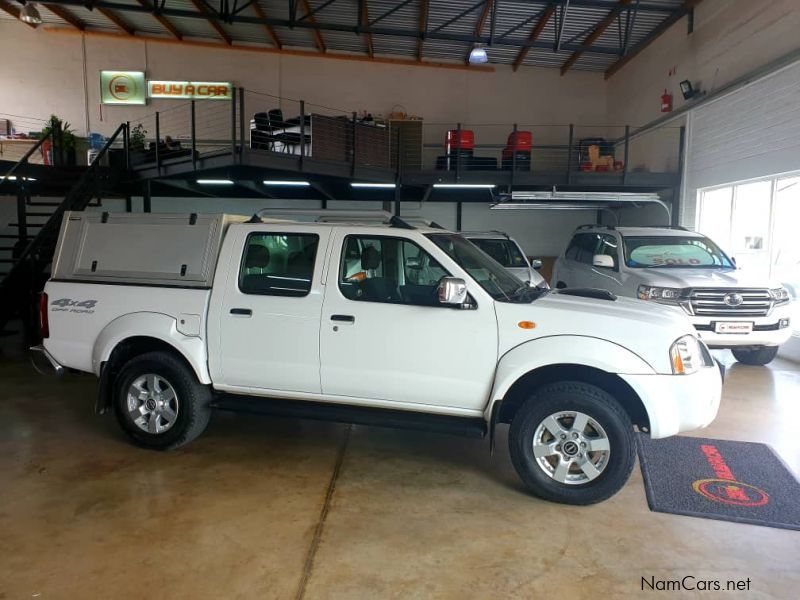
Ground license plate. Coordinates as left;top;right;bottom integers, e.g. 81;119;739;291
714;321;753;334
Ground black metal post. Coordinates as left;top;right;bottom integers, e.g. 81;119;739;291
155;112;161;176
455;122;461;182
231;87;237;160
511;123;518;189
143;181;152;213
673;125;686;227
456;201;462;231
125;196;132;212
124;121;131;172
351;111;357;177
16;181;28;243
300;100;306;171
566;123;574;184
190;101;197;170
239;87;245;161
622;125;630;185
52;122;61;167
394;183;401;216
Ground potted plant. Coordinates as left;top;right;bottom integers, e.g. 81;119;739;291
38;115;78;166
129;123;148;165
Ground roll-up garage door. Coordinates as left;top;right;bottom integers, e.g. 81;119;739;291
683;59;800;226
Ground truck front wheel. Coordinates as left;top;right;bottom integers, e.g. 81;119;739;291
731;346;779;366
508;381;635;505
114;351;212;450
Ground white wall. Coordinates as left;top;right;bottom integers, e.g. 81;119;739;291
0;22;608;141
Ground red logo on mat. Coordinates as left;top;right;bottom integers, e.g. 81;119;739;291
691;444;769;507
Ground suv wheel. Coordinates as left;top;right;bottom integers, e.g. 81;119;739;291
731;346;779;366
114;351;212;450
508;381;635;505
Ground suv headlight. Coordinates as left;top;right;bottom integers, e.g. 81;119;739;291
670;334;703;375
770;287;791;305
638;285;682;302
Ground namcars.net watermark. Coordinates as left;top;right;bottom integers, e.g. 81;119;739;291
642;576;752;592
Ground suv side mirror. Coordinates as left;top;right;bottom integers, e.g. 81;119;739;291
592;254;615;269
530;258;543;270
437;277;468;306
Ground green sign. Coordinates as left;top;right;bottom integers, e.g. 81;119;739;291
100;71;146;105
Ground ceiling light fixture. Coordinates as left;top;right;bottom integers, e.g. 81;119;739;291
351;182;396;189
468;45;489;65
263;180;311;186
197;179;234;185
20;2;43;25
433;183;495;189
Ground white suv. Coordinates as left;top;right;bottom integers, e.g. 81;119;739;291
552;226;793;365
461;231;548;289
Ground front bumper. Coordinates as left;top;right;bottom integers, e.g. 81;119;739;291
621;364;722;439
30;345;65;377
689;305;793;349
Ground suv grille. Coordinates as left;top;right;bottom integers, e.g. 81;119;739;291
689;288;772;318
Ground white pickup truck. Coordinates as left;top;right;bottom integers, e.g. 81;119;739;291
33;211;723;505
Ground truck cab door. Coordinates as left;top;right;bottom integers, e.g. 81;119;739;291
208;224;332;394
319;231;497;412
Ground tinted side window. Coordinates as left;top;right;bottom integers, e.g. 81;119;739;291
239;233;319;297
565;233;597;264
596;234;619;268
339;236;450;306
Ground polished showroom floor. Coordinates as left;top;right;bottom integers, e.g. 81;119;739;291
1;347;798;599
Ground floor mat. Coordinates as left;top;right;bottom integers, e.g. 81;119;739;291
637;434;800;530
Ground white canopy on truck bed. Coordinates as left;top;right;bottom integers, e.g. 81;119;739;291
51;212;249;287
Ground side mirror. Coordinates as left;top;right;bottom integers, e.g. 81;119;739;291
592;254;615;269
730;256;737;267
530;258;543;270
437;277;468;306
405;256;421;268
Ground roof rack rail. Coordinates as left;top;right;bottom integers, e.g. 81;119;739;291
576;224;615;231
459;230;511;238
617;224;689;231
251;208;417;229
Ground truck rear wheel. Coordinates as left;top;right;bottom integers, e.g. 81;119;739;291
114;351;211;450
508;381;635;505
731;346;779;366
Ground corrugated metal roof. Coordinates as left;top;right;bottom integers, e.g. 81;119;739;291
0;0;690;72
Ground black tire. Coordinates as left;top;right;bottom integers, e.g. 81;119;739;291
508;381;635;505
731;346;779;366
114;351;212;450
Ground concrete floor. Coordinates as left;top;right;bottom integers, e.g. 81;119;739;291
1;350;799;599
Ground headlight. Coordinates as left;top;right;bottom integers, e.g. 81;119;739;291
770;287;791;304
638;285;682;302
670;334;702;375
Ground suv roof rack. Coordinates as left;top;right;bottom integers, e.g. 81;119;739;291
616;224;690;231
460;230;511;238
251;208;417;229
576;224;615;231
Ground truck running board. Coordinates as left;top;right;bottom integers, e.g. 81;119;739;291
211;395;488;439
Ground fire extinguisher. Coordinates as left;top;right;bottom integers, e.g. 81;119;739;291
661;89;673;113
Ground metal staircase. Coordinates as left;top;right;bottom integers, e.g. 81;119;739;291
0;123;128;341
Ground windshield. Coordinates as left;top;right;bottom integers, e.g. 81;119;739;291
623;235;734;269
428;234;543;303
468;238;528;268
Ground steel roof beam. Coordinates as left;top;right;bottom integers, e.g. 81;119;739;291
95;6;136;35
359;0;374;57
35;0;630;55
135;0;182;39
512;4;555;71
189;0;232;44
417;0;429;62
43;3;86;29
251;2;282;48
605;0;702;78
299;0;327;52
369;0;413;27
560;0;632;75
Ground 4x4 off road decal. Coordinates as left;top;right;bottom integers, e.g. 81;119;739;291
51;298;97;314
692;444;769;507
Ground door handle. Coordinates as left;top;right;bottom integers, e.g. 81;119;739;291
230;308;252;316
330;314;355;323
